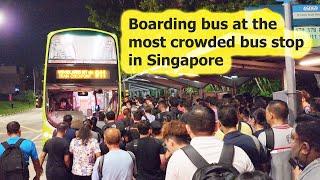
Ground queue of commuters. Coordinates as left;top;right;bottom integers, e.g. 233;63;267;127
1;92;320;180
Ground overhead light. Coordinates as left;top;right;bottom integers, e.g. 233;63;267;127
231;76;238;79
299;57;320;66
193;80;200;83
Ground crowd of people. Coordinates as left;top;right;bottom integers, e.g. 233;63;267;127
1;92;320;180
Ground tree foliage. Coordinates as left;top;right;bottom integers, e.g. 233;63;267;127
86;0;282;36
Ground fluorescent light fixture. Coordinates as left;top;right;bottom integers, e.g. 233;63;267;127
299;57;320;66
194;80;200;83
231;76;238;79
154;75;168;80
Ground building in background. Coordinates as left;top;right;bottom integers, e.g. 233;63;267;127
0;65;26;95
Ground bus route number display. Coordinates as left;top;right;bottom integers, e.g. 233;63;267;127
56;69;110;80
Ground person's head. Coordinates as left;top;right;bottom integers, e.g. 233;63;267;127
7;121;21;136
145;97;153;106
133;110;143;121
137;120;151;136
144;105;152;114
59;98;67;108
151;121;162;136
98;112;105;122
169;97;179;108
104;128;121;147
91;116;98;127
253;96;267;109
238;106;250;122
251;108;269;130
207;96;217;107
218;106;238;133
291;119;320;168
136;97;144;106
162;120;190;153
158;100;167;112
106;111;116;121
63;114;72;126
236;171;272;180
56;122;69;135
78;123;92;145
266;100;289;125
83;119;93;130
300;90;311;103
178;98;191;113
185;105;216;137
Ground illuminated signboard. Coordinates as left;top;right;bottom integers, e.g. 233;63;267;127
56;69;110;79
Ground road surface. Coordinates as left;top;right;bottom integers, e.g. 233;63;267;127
0;108;46;180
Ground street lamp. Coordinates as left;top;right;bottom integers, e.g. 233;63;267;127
0;11;5;26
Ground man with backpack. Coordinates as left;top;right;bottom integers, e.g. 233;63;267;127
165;106;254;180
0;121;42;180
92;128;135;180
258;100;293;180
218;105;268;171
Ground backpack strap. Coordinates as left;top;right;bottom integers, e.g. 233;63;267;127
127;151;137;177
133;139;138;153
218;143;235;165
265;128;274;151
15;138;25;148
1;138;25;150
237;121;242;131
1;142;10;150
98;155;105;179
181;145;209;169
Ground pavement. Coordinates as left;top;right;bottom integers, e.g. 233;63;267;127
0;108;46;180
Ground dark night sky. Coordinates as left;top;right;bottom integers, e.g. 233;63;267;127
0;0;90;70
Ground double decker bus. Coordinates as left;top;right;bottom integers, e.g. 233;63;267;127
42;28;121;138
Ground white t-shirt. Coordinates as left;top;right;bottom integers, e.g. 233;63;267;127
165;136;254;180
141;113;155;123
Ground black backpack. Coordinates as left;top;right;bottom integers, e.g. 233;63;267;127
0;138;27;180
182;143;239;180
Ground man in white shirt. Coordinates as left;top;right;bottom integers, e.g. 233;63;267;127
165;106;254;180
92;128;135;180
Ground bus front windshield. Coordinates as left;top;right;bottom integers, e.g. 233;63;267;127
45;30;119;128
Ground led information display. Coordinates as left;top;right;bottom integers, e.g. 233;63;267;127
56;69;110;79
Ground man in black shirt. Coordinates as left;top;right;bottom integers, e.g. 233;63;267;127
126;121;165;180
39;122;71;180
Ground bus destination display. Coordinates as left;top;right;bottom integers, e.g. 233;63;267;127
56;69;110;79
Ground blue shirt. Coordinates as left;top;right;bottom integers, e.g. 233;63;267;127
0;136;38;165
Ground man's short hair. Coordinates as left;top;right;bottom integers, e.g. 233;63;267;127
178;98;192;110
7;121;20;134
63;115;72;124
137;120;151;135
106;111;115;120
133;110;143;121
169;97;179;108
98;112;105;121
296;119;320;153
185;105;215;135
104;128;121;145
158;100;167;108
267;100;289;120
144;105;152;113
57;122;69;132
218;105;238;128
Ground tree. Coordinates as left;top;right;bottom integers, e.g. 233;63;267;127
86;0;281;36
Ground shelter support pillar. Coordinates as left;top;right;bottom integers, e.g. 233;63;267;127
284;1;297;126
